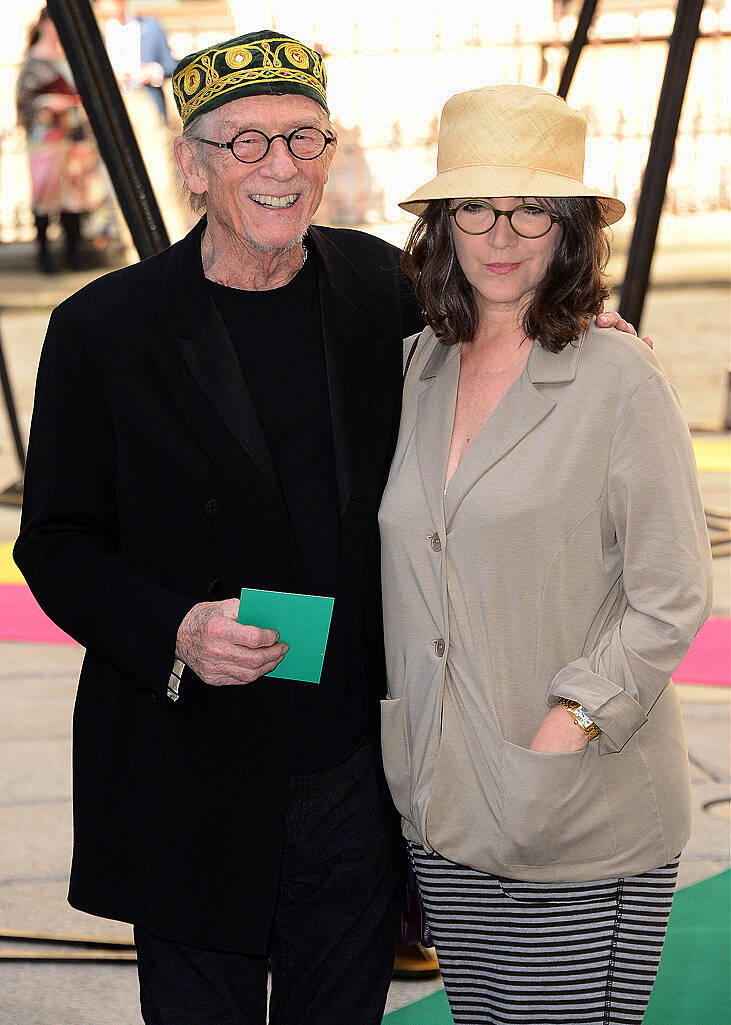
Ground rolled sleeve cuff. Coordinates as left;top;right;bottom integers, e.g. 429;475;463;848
547;666;647;753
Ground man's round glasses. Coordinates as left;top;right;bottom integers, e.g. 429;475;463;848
194;127;335;164
449;201;562;239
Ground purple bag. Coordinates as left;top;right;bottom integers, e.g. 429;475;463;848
398;859;433;947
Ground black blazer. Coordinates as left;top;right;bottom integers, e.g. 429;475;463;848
14;219;423;953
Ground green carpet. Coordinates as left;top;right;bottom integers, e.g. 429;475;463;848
644;869;730;1024
383;870;730;1025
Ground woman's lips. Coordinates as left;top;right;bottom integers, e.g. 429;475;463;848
486;262;521;275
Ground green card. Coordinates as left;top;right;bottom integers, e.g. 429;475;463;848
238;588;335;684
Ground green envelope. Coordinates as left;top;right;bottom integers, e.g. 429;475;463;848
238;587;335;684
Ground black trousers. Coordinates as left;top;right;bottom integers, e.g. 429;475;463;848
135;742;399;1025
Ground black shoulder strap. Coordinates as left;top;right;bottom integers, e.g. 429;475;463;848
403;332;422;381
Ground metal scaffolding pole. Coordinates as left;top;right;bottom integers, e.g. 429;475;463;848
46;0;169;260
0;315;25;506
557;0;600;100
0;327;24;473
619;0;705;331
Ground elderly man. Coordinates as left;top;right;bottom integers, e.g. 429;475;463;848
15;28;640;1025
16;29;422;1024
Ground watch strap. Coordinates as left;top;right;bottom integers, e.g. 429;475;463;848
556;698;601;740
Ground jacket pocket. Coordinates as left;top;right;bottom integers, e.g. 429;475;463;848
380;697;412;820
498;740;616;869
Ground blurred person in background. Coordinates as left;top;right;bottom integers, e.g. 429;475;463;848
100;0;177;126
16;6;106;271
97;0;190;240
379;84;713;1025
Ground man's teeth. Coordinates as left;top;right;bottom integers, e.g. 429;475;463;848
250;194;298;208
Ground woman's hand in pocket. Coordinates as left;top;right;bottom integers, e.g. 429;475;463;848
529;704;589;752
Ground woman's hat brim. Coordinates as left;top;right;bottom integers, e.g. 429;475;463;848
399;165;625;225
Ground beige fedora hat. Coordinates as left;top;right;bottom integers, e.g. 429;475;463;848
400;84;625;225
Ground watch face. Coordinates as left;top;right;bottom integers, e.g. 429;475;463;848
558;698;599;738
572;704;593;728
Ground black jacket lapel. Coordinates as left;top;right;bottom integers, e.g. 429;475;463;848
309;226;396;517
150;220;299;571
175;302;278;494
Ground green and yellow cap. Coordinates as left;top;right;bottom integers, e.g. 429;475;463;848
172;29;328;127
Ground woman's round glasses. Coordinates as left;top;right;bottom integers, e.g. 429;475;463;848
194;127;335;163
449;201;562;239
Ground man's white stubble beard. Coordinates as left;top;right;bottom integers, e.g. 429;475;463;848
243;230;306;255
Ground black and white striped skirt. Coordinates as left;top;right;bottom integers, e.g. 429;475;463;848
409;842;679;1025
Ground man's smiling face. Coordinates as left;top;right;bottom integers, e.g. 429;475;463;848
191;93;335;254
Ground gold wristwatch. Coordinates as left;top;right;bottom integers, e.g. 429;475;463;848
556;698;601;740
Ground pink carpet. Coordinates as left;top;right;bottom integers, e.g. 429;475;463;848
674;617;730;686
0;583;79;646
0;581;729;683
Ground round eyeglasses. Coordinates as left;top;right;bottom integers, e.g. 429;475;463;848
449;201;562;239
194;126;335;164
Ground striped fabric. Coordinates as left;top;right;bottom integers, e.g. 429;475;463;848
409;842;679;1025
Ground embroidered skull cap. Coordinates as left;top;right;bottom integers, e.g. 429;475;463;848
173;29;328;127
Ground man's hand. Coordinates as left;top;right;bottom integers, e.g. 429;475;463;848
596;310;653;349
176;599;289;686
528;704;589;753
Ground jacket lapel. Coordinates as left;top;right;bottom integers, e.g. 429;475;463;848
443;338;582;527
174;306;279;494
149;219;299;570
414;334;586;530
415;339;461;529
308;227;389;517
443;372;556;527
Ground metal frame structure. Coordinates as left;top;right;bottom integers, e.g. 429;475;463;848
557;0;600;100
556;0;706;332
0;326;25;505
618;0;706;329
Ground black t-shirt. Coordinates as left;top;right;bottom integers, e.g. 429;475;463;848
208;250;367;773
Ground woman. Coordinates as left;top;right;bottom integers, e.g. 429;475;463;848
379;84;712;1024
16;8;105;271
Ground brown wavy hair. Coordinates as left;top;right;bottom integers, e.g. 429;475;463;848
401;197;611;353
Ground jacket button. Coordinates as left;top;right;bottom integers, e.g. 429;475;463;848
207;578;223;597
429;532;442;552
434;638;446;657
204;498;220;517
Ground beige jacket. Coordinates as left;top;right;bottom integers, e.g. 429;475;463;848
379;323;712;882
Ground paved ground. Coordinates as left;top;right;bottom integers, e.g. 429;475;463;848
0;227;728;1023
